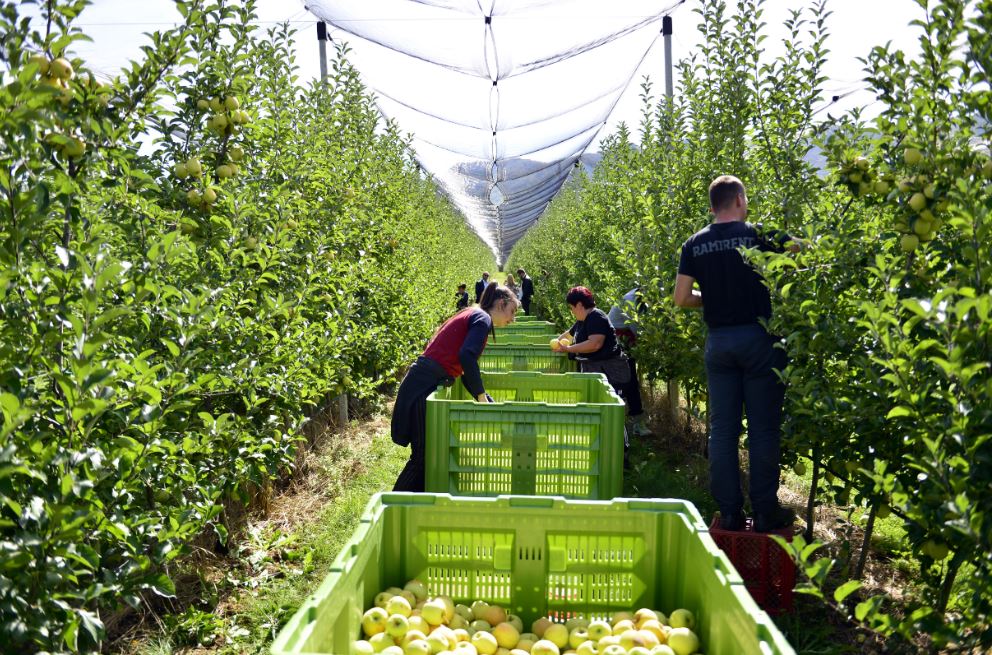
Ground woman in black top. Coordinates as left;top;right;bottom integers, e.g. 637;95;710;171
553;286;630;388
554;286;631;458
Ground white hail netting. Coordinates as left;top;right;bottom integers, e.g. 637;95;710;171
304;0;681;261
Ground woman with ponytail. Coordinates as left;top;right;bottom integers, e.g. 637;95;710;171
392;283;521;491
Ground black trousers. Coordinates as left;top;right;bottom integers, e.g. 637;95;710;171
392;357;451;492
521;297;531;315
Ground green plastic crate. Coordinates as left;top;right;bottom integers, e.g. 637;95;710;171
498;333;564;345
498;320;559;335
271;493;796;655
479;344;577;373
425;372;624;498
511;314;544;322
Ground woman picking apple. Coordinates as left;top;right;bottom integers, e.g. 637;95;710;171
392;283;520;491
552;287;632;460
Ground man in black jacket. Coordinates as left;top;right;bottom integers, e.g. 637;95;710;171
517;268;534;314
474;272;490;304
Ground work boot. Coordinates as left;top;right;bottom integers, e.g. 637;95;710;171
719;510;746;531
754;506;796;533
626;415;652;437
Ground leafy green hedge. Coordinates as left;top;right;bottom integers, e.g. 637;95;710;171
0;1;494;651
509;0;990;648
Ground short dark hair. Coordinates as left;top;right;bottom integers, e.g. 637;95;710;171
516;268;526;276
482;271;490;277
709;175;746;212
457;283;466;290
566;286;595;309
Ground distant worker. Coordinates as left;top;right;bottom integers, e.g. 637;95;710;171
505;273;520;299
474;271;490;304
392;284;520;492
674;175;800;532
455;283;469;310
517;268;534;314
607;287;650;437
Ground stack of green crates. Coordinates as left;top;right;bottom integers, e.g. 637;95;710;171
479;343;576;373
270;493;796;655
496;320;558;336
425;372;624;498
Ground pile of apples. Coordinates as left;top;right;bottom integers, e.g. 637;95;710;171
549;334;573;352
355;580;703;655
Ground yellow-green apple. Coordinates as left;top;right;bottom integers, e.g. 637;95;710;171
530;640;560;655
667;610;694;630
901;233;920;252
904;147;923;166
421;599;446;626
650;647;675;655
427;630;452;654
493;622;520;649
506;615;524;633
543;625;569;649
196;98;210;110
387;597;413;618
405;581;429;603
436;597;456;623
356;640;375;655
516;634;537;652
610;620;633;636
363;607;390;636
600;646;625;655
406;640;431;655
628;648;652;655
369;633;395;652
404;631;429;647
575;641;597;655
633;610;658;628
387;615;411;639
50;57;74;80
409;616;431;634
568;628;588;649
399;591;418;606
636;631;659;649
586;622;611;643
229;145;245;162
454;642;478;655
531;618;552;638
383;646;406;655
496;648;511;655
224;96;240;111
452;629;471;643
510;650;530;655
639;621;666;644
471;631;499;655
449;614;469;630
455;604;474;622
664;628;698;655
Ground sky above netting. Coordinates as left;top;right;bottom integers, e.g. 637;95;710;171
305;0;686;260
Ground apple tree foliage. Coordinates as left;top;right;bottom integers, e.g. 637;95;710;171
508;0;990;648
0;0;494;651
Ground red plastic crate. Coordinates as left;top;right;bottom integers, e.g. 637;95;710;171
709;516;797;614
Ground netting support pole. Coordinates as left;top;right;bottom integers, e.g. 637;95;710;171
662;16;674;98
317;21;329;82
